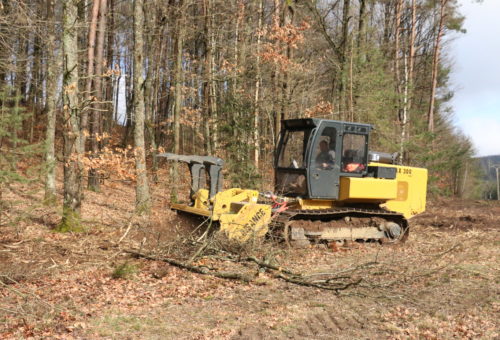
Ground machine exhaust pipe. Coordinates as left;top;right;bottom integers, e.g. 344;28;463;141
368;151;398;165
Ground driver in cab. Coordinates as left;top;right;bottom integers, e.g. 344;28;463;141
316;140;335;169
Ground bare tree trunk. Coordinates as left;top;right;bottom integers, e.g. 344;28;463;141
104;0;115;136
26;33;41;110
280;2;293;123
400;0;417;163
13;36;27;99
171;0;185;200
253;0;263;168
408;0;416;110
428;0;448;133
400;50;409;164
83;0;100;150
230;0;244;147
394;0;402;97
203;0;213;155
210;32;217;152
348;36;354;121
88;0;107;191
357;0;366;63
272;0;281;143
460;161;468;197
144;2;159;181
60;0;84;231
394;0;403;157
233;0;244;95
94;0;107;139
133;0;151;213
122;63;133;146
382;1;393;56
173;4;184;149
44;0;60;203
338;0;351;120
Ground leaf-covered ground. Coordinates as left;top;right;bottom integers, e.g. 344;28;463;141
0;179;498;339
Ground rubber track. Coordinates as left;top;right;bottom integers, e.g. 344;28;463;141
290;207;404;219
269;207;408;241
272;207;406;224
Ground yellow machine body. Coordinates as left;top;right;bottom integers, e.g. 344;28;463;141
378;164;428;219
339;163;427;219
172;163;426;242
162;118;428;245
219;203;271;242
171;188;272;242
291;163;427;219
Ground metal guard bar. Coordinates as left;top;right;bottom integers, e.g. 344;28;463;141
157;153;224;200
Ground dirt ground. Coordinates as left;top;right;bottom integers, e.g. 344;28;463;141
0;179;499;339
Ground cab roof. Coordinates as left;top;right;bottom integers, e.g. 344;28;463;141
282;118;373;131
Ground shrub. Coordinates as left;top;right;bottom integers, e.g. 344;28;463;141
111;262;138;279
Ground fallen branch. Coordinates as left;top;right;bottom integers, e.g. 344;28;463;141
418;244;460;257
242;256;298;276
273;272;362;292
302;261;379;278
187;221;216;265
0;276;59;311
117;220;133;244
125;249;362;292
186;241;210;265
240;256;361;291
124;249;253;282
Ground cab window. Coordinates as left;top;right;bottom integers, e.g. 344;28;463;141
313;127;337;170
341;134;367;173
278;129;310;168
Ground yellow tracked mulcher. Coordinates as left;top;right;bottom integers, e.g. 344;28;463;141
159;118;427;247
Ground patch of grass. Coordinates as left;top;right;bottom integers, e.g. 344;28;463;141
91;311;181;339
111;262;138;279
94;314;145;337
308;302;327;308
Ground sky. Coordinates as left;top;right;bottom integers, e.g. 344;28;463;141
449;0;500;157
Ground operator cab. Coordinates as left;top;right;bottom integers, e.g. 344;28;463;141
275;118;371;199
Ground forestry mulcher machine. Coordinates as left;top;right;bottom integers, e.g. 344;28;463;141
159;118;427;246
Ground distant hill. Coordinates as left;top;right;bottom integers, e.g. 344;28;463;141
477;155;500;180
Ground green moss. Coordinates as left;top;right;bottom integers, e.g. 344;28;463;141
87;184;100;193
135;202;151;215
54;208;84;233
169;191;178;204
42;194;57;206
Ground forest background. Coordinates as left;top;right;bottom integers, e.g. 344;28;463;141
0;0;492;230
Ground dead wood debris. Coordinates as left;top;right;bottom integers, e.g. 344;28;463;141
124;249;253;282
124;249;362;292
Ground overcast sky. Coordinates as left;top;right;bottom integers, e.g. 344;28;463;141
449;0;500;157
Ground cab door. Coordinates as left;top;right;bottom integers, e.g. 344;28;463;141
307;122;341;199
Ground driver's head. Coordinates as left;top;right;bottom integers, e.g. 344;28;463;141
320;140;328;152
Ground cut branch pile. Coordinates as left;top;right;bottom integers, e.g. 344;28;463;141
124;248;362;292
